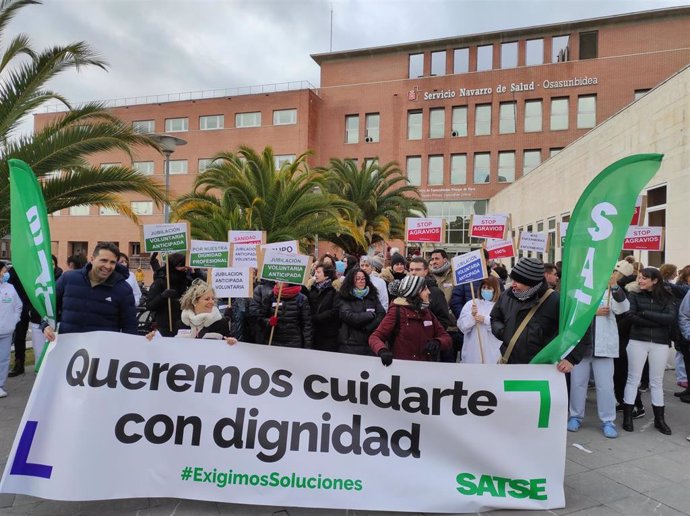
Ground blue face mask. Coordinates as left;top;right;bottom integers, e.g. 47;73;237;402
1;272;9;283
480;289;494;301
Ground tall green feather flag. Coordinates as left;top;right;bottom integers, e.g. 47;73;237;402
530;154;663;364
9;159;57;371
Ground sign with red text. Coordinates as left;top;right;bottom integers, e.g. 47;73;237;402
518;232;550;254
469;214;509;240
557;222;568;248
630;196;647;226
228;230;266;245
486;238;515;260
622;226;664;251
404;218;445;243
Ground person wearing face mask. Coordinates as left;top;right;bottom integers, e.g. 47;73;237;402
0;262;23;398
457;276;503;364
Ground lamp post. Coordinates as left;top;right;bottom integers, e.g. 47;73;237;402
148;133;187;223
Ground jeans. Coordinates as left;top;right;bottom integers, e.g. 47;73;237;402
624;339;668;407
569;356;616;423
0;332;12;388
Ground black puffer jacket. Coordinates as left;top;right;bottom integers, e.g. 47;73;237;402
627;290;676;346
146;266;191;337
260;292;313;348
336;290;385;355
308;284;339;352
247;280;274;344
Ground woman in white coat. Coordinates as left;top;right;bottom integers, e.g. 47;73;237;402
0;261;23;398
458;276;503;364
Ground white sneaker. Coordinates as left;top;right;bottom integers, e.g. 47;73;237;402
0;387;7;398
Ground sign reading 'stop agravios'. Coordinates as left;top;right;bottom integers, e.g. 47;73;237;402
405;217;445;243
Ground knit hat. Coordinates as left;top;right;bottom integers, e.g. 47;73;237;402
510;257;545;287
360;254;384;273
614;259;634;277
167;253;186;269
391;253;406;268
397;274;426;299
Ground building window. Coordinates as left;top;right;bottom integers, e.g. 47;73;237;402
550;148;563;157
475;104;491;136
169;159;188;175
365;113;380;142
129;242;141;256
132;120;154;133
407;110;422;140
236;112;261;128
473;153;490;184
406;156;421;186
453;48;469;73
550;97;569;131
69;242;89;256
99;206;119;216
345;115;359;144
274;155;296;168
198;158;217;173
500;42;518;69
477;44;493;71
425;200;488;245
451;106;467;137
525;39;544;66
199;115;224;130
273;109;297;125
100;162;120;169
634;89;651;101
524;99;542;132
429;108;445;139
165;117;188;132
133;161;154;176
450;154;467;184
523;150;541;175
431;50;446;76
428;155;444;185
552;35;570;63
577;95;596;128
409;53;424;78
364;158;378;169
498;151;515;183
499;102;516;134
69;205;90;216
579;31;598;60
131;201;153;216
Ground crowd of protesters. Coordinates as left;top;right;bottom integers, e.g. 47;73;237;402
2;242;690;443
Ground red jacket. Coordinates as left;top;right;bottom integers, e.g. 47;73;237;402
369;299;452;361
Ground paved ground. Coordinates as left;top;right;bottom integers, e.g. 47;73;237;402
1;363;689;516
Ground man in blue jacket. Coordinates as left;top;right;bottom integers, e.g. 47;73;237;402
42;242;137;340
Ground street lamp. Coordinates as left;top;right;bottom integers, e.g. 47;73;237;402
148;133;187;223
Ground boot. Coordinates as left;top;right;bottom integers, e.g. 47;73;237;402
7;359;24;377
622;404;634;432
674;387;690;398
652;405;672;435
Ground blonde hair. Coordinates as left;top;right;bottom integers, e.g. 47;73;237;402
179;279;215;311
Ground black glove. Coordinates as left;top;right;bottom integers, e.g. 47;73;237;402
378;348;393;367
425;339;440;356
160;288;176;299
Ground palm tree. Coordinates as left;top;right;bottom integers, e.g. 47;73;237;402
173;146;352;248
322;158;426;256
0;0;166;236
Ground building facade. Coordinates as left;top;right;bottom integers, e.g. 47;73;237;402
33;7;690;272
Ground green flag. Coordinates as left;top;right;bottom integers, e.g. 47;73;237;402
530;154;663;364
9;159;57;370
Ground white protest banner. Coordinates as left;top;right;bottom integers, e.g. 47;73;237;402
486;238;515;260
229;244;259;268
261;240;300;254
518;231;550;254
211;267;253;298
451;250;488;286
259;250;312;285
630;195;647;226
1;332;567;513
188;240;230;269
557;222;569;248
141;223;189;253
469;215;509;240
405;218;445;243
622;226;664;251
228;230;266;245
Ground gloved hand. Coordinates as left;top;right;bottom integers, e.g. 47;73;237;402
378;348;393;367
160;288;176;299
424;339;440;356
268;316;279;327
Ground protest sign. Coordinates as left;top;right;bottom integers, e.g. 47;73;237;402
557;222;569;248
405;218;445;243
469;215;509;240
485;238;515;260
259;250;312;285
142;223;189;253
228;230;266;245
451;250;488;286
622;226;664;251
630;196;647;226
188;240;230;268
229;244;259;268
211;267;253;298
0;332;567;513
518;231;550;254
261;240;300;254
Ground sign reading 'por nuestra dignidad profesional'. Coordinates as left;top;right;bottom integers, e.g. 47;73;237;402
142;223;189;253
188;240;230;269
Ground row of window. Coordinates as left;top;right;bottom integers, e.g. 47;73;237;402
406;148;563;186
409;31;597;78
58;202;156;217
100;154;297;175
133;108;298;134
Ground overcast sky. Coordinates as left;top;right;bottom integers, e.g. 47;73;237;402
11;0;689;130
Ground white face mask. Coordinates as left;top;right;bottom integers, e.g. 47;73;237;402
480;289;494;301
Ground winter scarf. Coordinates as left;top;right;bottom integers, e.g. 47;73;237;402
430;261;451;276
352;287;370;299
180;306;223;337
513;281;544;301
274;284;302;299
